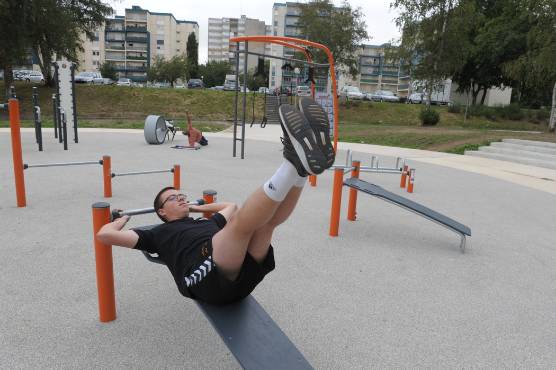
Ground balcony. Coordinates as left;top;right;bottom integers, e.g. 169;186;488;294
126;26;147;32
106;28;124;33
126;55;147;60
105;45;125;50
126;36;148;43
126;66;147;72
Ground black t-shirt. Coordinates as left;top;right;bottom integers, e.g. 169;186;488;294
133;213;227;296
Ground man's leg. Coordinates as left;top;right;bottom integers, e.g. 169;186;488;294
246;178;305;262
211;161;303;280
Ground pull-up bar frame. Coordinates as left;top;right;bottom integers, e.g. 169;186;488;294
229;36;339;161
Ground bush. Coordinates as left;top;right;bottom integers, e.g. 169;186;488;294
500;103;524;120
448;103;461;113
419;107;440;126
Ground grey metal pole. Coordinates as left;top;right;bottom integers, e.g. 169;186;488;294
24;160;102;169
61;109;68;150
32;87;43;151
232;42;240;158
71;63;78;143
111;168;173;177
52;94;58;139
241;41;248;159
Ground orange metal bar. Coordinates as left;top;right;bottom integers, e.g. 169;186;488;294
309;174;317;187
229;36;339;152
102;155;112;198
407;169;415;193
8;99;26;207
173;165;180;190
329;168;344;236
92;202;116;322
347;161;361;221
400;165;408;188
203;189;217;219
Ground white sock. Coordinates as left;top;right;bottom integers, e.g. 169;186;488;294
294;176;307;188
263;161;302;201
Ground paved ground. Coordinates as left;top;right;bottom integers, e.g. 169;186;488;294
1;126;555;369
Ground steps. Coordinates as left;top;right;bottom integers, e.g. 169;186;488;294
263;95;290;125
465;139;556;170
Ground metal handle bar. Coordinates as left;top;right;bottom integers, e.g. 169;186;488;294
111;168;173;178
111;199;205;219
24;160;102;169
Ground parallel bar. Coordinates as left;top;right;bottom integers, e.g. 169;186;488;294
25;160;101;169
52;94;58;139
111;168;172;177
61;109;68;150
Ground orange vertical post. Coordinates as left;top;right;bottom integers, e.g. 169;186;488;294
203;189;217;219
329;168;344;237
102;155;112;198
347;161;360;221
309;174;317;187
92;202;116;322
407;169;415;193
400;165;408;188
173;164;180;190
9;99;26;207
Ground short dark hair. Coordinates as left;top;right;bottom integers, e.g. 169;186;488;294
154;186;175;222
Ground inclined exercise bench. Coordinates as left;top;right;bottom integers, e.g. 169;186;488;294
92;202;313;370
344;177;472;251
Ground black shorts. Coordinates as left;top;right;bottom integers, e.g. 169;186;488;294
184;241;275;305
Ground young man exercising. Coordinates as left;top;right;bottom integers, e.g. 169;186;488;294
97;97;334;305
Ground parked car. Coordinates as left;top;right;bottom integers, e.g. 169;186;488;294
339;86;365;100
187;79;204;89
223;74;237;91
295;85;311;97
258;87;270;94
407;92;427;104
101;78;115;85
174;84;186;89
14;70;32;81
75;71;103;84
369;90;400;102
25;71;44;83
116;78;132;86
211;85;224;91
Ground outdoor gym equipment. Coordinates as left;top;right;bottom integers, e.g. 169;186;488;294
144;115;180;144
32;87;43;151
52;59;78;146
91;193;312;370
328;157;471;252
229;36;339;161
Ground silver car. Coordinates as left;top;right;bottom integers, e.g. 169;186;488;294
369;90;400;102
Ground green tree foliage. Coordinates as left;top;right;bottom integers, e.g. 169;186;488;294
198;60;232;88
0;0;31;98
99;61;117;81
28;0;112;86
391;0;472;106
186;33;199;79
147;55;188;87
297;0;368;78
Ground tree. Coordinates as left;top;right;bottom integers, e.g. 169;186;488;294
28;0;112;86
99;61;117;81
297;0;368;78
0;0;32;99
499;0;556;131
186;33;199;79
391;0;473;106
147;55;187;87
198;60;232;88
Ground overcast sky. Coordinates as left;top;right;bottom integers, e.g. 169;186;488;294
109;0;401;63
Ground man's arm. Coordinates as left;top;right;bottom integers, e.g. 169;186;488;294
190;202;238;222
96;215;139;248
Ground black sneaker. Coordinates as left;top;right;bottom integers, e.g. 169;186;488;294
298;97;335;168
278;104;327;175
281;135;309;177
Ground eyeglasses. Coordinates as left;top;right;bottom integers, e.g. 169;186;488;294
160;193;187;208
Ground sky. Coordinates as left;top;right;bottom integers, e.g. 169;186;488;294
110;0;401;63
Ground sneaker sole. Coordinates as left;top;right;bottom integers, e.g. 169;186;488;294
298;97;335;168
279;104;327;175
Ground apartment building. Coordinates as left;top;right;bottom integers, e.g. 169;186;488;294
208;15;268;72
78;5;198;82
350;44;411;97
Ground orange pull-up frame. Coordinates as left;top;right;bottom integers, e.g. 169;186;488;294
8;98;27;207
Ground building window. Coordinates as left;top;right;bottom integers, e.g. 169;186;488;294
177;40;180;43
128;43;134;47
157;39;164;45
177;49;180;52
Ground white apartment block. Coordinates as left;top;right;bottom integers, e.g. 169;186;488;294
78;5;198;82
208;15;268;73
